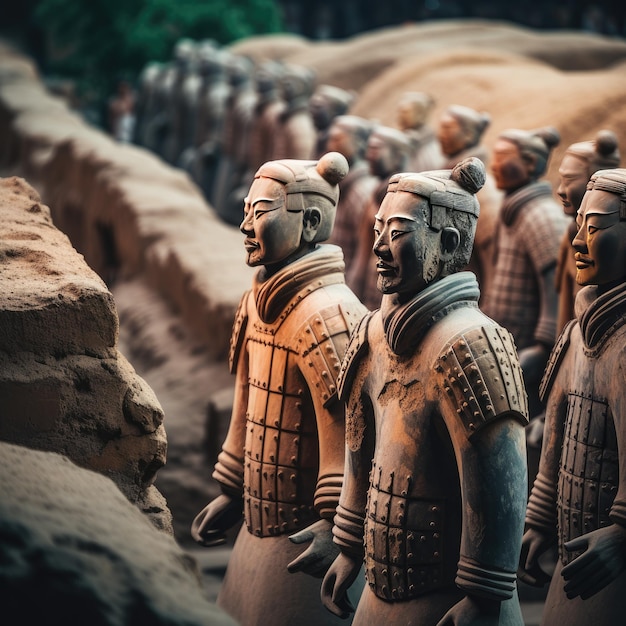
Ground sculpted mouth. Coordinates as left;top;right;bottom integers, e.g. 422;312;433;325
244;240;259;252
574;253;592;269
376;261;396;276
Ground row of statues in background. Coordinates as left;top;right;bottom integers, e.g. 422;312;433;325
186;107;626;625
136;36;626;626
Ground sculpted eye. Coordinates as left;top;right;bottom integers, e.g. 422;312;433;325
390;229;405;240
587;224;598;235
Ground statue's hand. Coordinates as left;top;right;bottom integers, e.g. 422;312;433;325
518;527;554;587
320;552;360;619
190;493;243;547
436;595;500;626
562;524;626;599
287;519;339;578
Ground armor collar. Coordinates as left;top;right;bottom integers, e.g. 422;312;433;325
576;281;626;355
381;272;480;355
500;180;553;227
253;244;345;323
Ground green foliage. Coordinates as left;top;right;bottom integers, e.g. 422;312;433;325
35;0;283;101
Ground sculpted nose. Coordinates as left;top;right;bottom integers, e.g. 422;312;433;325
240;211;253;235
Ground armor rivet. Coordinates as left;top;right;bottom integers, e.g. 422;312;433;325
295;422;300;430
442;354;447;361
469;423;475;430
306;328;311;334
409;585;415;592
420;535;426;542
486;405;493;411
431;506;439;513
291;456;297;464
290;474;296;482
433;533;440;539
295;402;302;409
254;500;259;506
273;435;278;441
274;420;279;427
433;551;439;558
322;370;328;378
278;471;283;479
263;471;268;478
294;438;300;446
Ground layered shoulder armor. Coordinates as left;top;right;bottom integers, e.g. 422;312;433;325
337;312;373;403
298;302;365;408
539;319;575;402
228;290;251;374
436;324;529;439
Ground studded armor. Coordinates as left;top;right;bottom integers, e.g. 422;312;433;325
527;283;626;571
333;273;529;608
213;246;367;538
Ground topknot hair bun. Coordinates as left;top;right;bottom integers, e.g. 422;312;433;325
596;129;619;157
534;126;560;150
451;156;486;195
317;151;349;186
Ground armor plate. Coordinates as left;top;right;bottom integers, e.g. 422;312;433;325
436;325;529;438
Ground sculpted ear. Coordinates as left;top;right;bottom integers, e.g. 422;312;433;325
302;207;322;243
440;227;460;261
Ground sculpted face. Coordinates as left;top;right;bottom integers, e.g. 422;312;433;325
557;153;590;216
366;135;393;178
327;124;356;162
240;177;304;269
573;189;626;287
437;112;472;158
373;191;439;301
491;138;533;193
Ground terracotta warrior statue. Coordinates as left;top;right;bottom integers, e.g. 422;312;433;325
396;91;443;173
484;126;567;423
519;167;626;625
347;125;412;311
309;84;356;159
326;115;377;280
554;130;620;334
272;64;317;161
321;157;529;625
436;104;502;304
191;152;367;626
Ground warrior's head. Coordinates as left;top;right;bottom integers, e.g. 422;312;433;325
437;105;490;159
491;126;560;193
373;157;485;302
573;167;626;289
396;92;435;132
240;152;348;274
557;130;620;216
326;115;372;165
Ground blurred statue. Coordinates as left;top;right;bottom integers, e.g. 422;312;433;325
162;38;198;164
212;54;256;224
247;61;286;173
309;84;356;159
139;62;170;154
554;130;620;334
484;126;567;467
107;78;136;143
437;104;502;303
272;65;317;160
183;44;230;200
348;125;412;310
520;168;626;625
396;91;443;172
321;158;529;626
191;153;367;626
326;115;377;280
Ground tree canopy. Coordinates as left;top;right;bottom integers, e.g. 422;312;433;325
34;0;284;99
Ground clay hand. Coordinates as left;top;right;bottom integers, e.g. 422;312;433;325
562;524;626;600
287;519;339;578
518;527;554;587
190;494;243;547
436;595;500;626
320;552;360;618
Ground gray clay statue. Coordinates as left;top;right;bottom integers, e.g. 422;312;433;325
554;130;620;335
191;152;367;626
321;157;529;626
483;126;567;423
395;91;444;173
326;115;377;281
520;167;626;625
347;125;412;311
